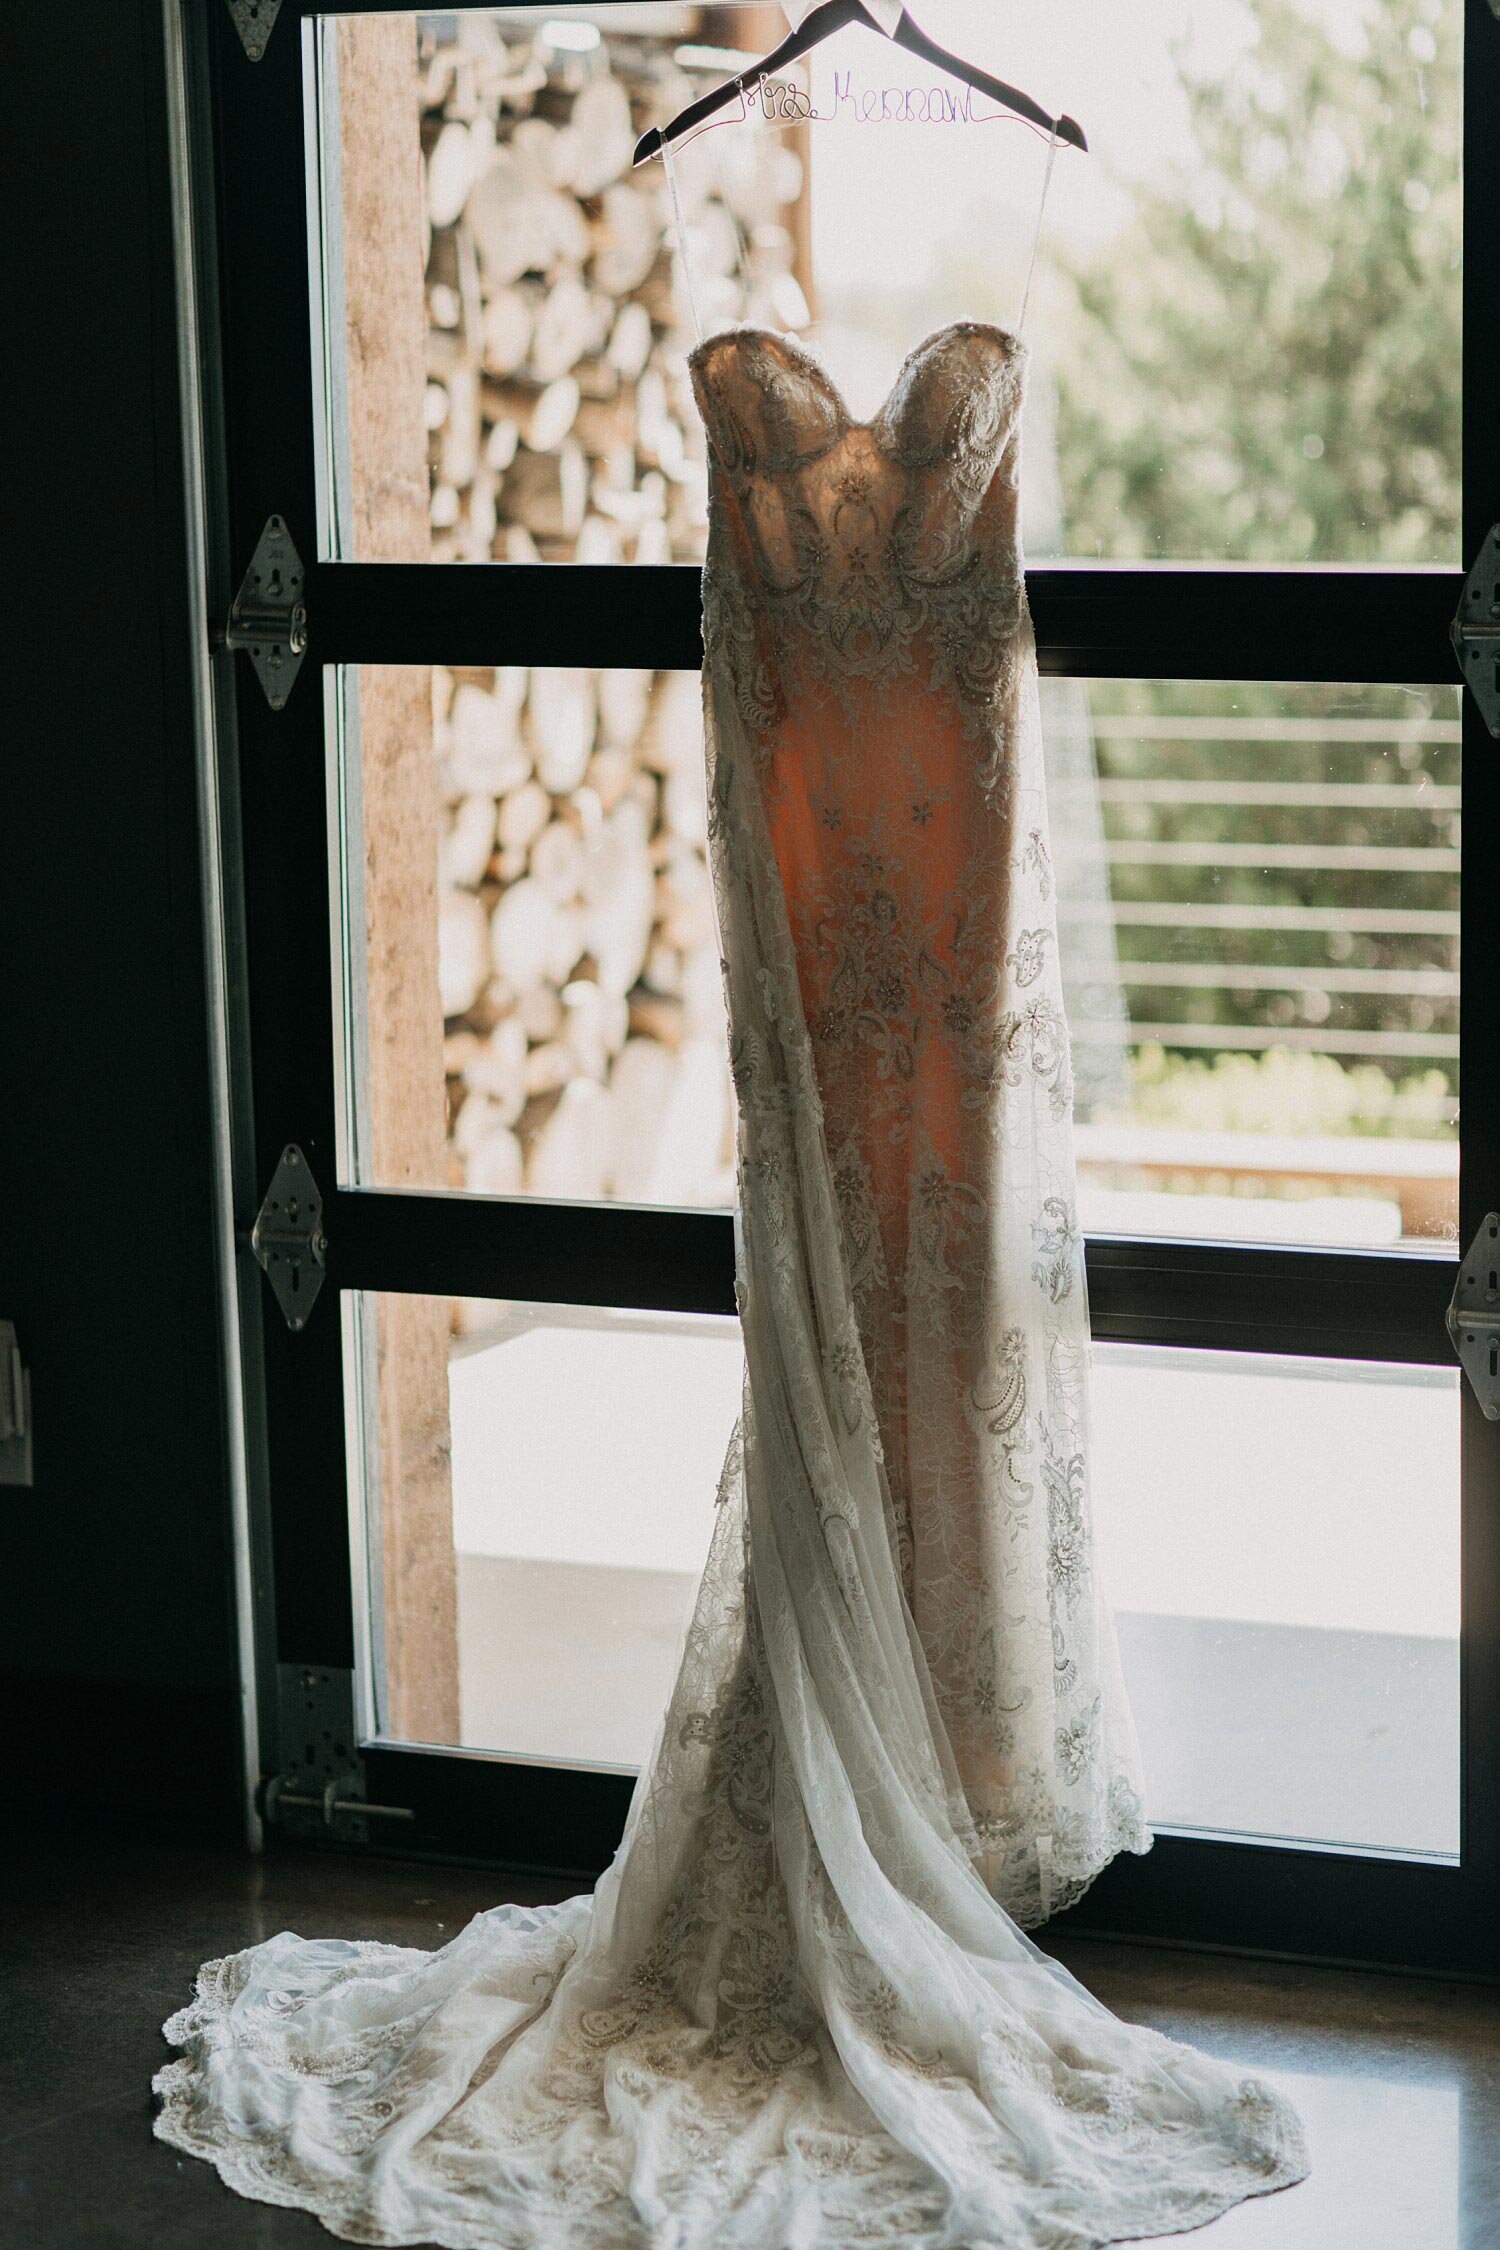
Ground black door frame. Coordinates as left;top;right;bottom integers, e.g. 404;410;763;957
184;0;1500;1977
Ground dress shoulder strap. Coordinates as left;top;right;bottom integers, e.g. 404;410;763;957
662;137;706;345
1016;122;1061;335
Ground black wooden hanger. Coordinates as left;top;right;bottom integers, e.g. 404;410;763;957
631;0;1086;167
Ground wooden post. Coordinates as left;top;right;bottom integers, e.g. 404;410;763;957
336;15;460;1744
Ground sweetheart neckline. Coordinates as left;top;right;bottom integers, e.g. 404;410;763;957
686;318;1028;439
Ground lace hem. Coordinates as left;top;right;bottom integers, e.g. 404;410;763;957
993;1817;1156;1933
153;1927;1308;2250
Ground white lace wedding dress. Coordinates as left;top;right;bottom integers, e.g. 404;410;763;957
155;320;1308;2247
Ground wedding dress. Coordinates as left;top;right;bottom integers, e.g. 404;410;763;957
155;276;1308;2243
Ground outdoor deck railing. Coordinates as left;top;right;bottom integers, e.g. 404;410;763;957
1054;698;1460;1238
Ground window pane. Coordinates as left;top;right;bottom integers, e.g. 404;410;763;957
347;1293;738;1763
1091;1343;1459;1859
309;6;807;566
335;665;1458;1254
331;663;733;1202
1060;678;1459;1251
349;1295;1459;1860
310;2;1459;567
805;0;1461;566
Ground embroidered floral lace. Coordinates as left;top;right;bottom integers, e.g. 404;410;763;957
155;320;1308;2247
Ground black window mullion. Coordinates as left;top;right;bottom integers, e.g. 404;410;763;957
1082;1234;1453;1364
211;3;351;1670
329;1190;739;1316
305;558;1459;684
327;1186;1454;1364
1066;1833;1490;1978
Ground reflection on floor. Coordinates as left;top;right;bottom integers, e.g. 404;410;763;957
4;1839;1493;2249
455;1554;1460;1857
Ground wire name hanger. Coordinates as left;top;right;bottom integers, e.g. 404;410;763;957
631;0;1086;168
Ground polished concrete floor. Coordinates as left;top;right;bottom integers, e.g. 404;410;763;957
2;1837;1495;2248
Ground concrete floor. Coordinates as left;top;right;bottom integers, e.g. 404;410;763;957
1;1838;1495;2249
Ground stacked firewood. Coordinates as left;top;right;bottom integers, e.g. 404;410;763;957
418;10;807;1204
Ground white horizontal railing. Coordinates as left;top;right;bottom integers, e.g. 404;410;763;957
1077;1021;1458;1058
1103;841;1459;870
1053;705;1460;1233
1062;902;1457;933
1084;714;1461;742
1108;963;1456;996
1096;779;1461;810
1074;1123;1457;1182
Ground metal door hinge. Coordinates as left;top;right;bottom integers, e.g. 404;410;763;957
262;1667;414;1845
251;1143;327;1330
1447;1213;1500;1417
1452;524;1500;735
226;0;281;61
222;516;307;709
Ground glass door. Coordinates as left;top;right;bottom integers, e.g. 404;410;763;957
191;0;1500;1972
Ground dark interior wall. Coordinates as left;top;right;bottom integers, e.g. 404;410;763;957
0;1;242;1834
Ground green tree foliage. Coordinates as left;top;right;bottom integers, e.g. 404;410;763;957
1038;0;1460;1147
1107;1043;1454;1139
1052;0;1459;564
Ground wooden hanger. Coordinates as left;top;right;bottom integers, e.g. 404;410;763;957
632;0;1086;167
